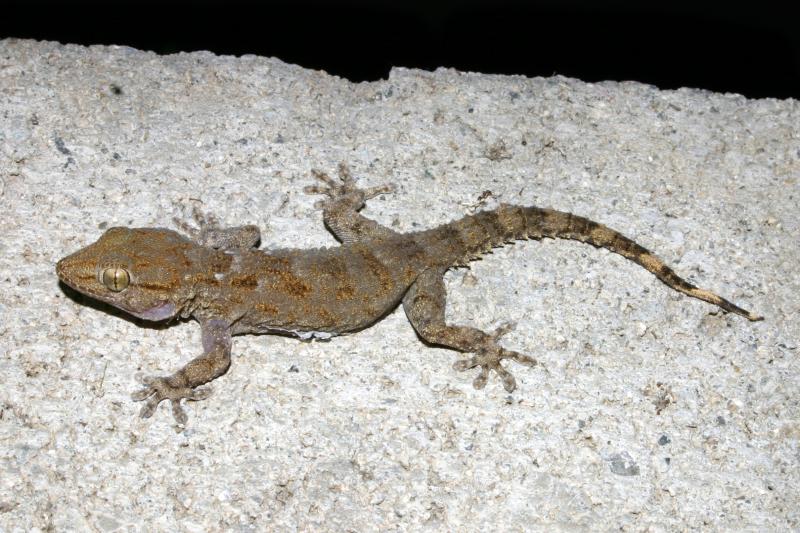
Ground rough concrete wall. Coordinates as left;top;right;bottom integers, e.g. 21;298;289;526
0;39;797;531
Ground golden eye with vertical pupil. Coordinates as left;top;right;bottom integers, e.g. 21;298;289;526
101;267;130;291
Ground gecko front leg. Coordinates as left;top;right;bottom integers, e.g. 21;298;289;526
175;206;261;250
132;319;232;425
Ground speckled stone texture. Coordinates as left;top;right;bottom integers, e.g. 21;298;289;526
0;38;797;531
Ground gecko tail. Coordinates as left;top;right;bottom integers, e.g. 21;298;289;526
434;204;763;321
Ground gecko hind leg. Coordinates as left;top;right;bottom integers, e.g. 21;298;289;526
304;163;398;243
403;269;538;392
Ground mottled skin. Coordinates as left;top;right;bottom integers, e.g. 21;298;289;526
56;164;762;425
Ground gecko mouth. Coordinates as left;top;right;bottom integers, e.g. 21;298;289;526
125;301;178;322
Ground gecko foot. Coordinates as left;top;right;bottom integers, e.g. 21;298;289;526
173;206;261;250
132;375;213;425
452;323;537;392
173;205;218;240
304;163;395;211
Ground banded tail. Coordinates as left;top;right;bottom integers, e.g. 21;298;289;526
418;204;762;321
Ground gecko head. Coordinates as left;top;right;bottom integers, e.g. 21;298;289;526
56;227;197;321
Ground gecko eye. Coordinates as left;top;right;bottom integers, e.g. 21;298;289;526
101;267;130;292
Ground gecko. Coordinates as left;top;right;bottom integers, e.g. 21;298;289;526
56;164;763;425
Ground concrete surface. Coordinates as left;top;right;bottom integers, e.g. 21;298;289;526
0;38;797;531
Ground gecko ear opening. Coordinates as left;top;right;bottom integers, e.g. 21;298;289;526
101;267;130;292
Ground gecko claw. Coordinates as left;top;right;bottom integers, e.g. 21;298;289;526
132;375;213;424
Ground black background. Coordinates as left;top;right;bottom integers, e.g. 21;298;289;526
3;0;798;99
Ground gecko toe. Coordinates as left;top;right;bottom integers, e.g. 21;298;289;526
490;321;517;340
303;184;331;196
362;183;396;200
186;386;213;401
495;365;517;392
336;162;356;184
310;169;337;187
452;355;480;372
506;350;538;367
171;400;188;426
472;367;490;389
137;393;161;419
